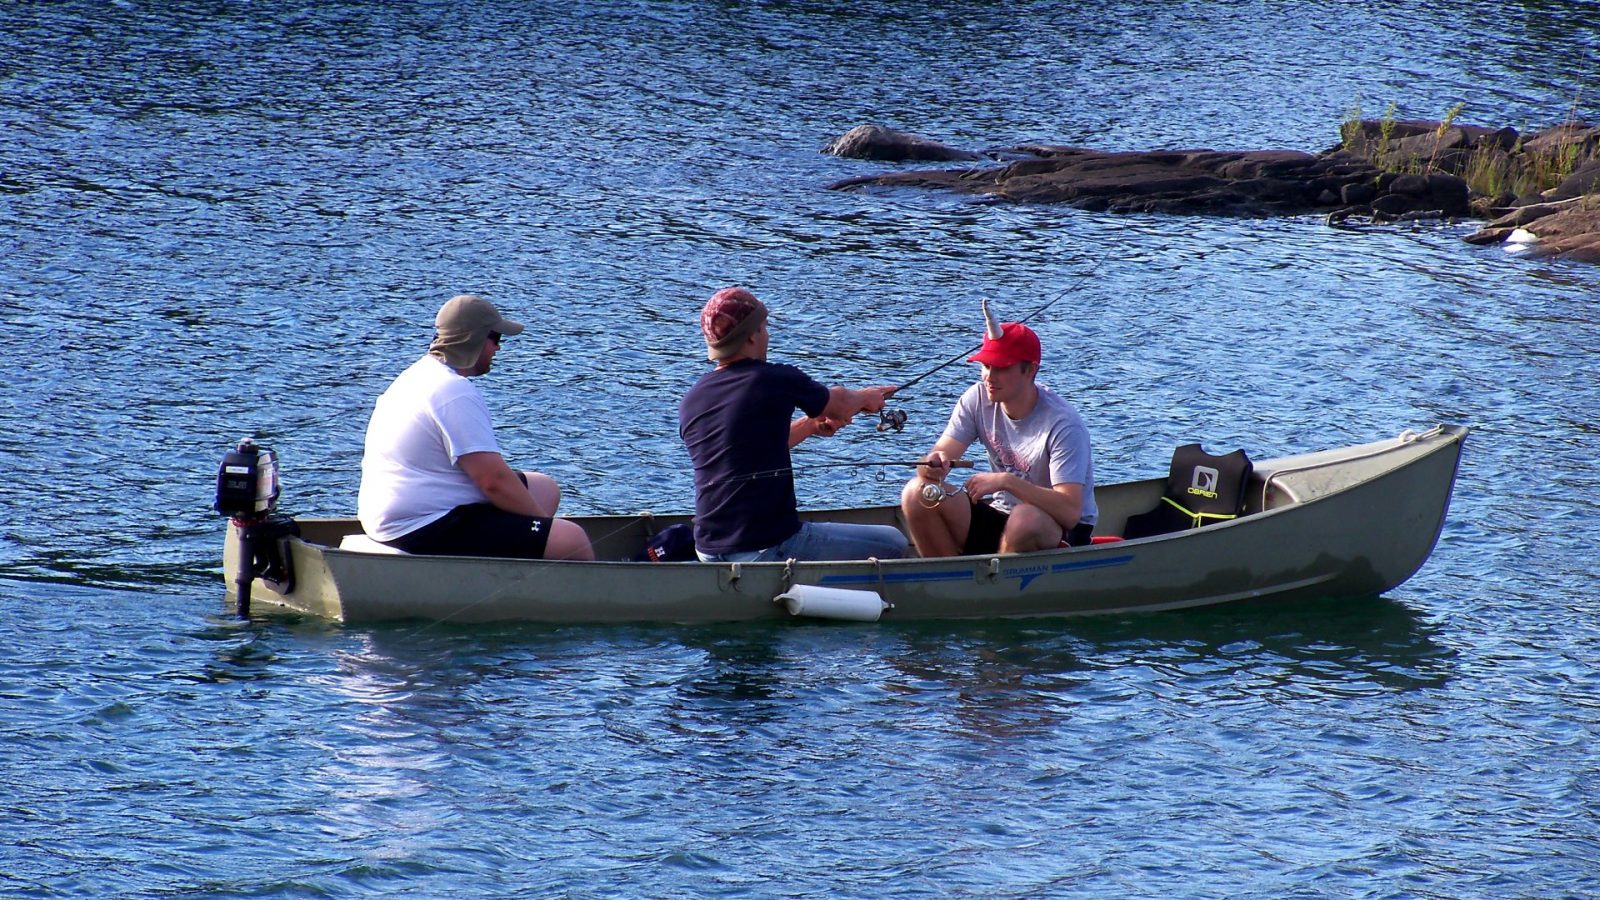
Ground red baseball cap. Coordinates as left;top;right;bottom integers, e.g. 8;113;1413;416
968;322;1041;368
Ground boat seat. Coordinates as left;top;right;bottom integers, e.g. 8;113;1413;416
338;533;410;555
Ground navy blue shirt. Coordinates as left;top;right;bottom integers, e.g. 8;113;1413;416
679;359;830;554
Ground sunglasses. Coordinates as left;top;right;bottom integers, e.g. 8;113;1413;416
487;331;503;345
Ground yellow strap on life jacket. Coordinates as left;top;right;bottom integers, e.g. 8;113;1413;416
1160;495;1240;529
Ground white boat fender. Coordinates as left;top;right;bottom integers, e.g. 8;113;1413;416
775;584;889;622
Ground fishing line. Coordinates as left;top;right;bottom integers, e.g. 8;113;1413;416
693;458;976;492
523;459;975;552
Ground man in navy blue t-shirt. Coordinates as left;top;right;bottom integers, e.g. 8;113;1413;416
679;287;909;562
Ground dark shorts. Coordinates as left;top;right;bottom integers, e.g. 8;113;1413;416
961;499;1094;555
386;504;555;559
384;474;554;559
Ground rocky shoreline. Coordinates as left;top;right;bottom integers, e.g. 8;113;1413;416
824;122;1600;263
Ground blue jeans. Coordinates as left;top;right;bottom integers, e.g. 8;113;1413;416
696;520;909;563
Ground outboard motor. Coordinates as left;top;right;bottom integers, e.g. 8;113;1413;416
215;439;297;616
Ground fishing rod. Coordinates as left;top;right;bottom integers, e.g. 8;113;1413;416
893;340;985;396
806;459;975;470
874;278;1090;433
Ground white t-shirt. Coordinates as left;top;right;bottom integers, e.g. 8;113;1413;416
357;354;501;541
942;382;1098;525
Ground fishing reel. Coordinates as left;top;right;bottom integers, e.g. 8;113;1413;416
877;408;908;433
918;480;964;508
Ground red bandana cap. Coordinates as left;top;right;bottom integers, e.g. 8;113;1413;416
968;322;1041;368
701;287;768;361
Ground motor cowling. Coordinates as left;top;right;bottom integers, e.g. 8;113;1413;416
215;438;279;520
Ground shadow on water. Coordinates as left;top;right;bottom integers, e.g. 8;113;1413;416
201;591;1455;738
886;592;1455;691
840;593;1455;740
178;610;348;684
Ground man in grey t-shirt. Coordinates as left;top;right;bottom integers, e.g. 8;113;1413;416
899;314;1097;556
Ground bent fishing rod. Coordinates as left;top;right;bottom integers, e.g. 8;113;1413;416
873;278;1090;433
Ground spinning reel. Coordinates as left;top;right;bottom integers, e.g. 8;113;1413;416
876;408;908;433
918;479;964;508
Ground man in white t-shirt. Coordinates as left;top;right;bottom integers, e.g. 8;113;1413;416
357;294;593;560
899;310;1097;557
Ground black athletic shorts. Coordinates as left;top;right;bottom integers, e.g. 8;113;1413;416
386;504;554;559
961;499;1094;554
384;473;554;559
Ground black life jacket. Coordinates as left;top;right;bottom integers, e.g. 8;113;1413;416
1122;444;1253;540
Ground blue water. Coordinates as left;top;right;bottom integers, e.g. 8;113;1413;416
4;1;1600;895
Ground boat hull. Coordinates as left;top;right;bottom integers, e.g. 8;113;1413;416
222;425;1467;623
